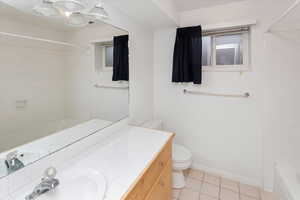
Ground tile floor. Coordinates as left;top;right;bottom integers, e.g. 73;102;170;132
172;169;278;200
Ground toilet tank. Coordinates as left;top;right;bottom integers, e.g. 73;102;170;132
142;120;163;130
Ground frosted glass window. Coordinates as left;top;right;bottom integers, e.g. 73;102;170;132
105;46;113;67
215;34;243;65
202;36;211;66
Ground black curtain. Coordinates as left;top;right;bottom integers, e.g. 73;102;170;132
172;26;202;84
113;35;129;81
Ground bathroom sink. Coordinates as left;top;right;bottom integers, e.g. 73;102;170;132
20;168;106;200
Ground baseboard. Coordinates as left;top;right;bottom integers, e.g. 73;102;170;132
191;162;263;188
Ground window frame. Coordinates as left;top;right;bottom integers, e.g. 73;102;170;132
202;31;250;72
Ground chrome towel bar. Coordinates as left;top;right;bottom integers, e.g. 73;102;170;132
183;89;250;98
94;84;129;89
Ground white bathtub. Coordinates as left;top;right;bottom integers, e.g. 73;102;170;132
274;164;300;200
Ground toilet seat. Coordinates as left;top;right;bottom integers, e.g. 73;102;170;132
172;144;192;163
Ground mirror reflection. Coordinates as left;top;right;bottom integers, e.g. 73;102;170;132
0;1;129;178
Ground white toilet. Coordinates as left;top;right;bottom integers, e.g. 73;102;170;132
142;120;192;189
172;144;192;188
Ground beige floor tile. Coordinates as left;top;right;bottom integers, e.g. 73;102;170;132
221;177;239;192
240;183;260;199
240;195;257;200
201;182;220;198
261;190;279;200
204;173;220;186
185;177;202;192
173;189;181;199
179;188;200;200
220;188;239;200
199;194;218;200
189;169;205;180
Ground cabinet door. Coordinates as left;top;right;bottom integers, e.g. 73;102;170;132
146;160;172;200
123;139;172;200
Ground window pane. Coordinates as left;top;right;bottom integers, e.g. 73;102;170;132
202;36;211;66
215;34;243;65
105;46;113;66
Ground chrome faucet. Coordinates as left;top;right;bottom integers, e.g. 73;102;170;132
25;167;60;200
5;151;25;174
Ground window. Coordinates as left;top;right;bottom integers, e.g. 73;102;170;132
202;26;250;71
202;36;212;66
104;45;113;68
94;41;113;72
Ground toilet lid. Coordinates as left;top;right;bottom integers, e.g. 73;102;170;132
172;144;192;163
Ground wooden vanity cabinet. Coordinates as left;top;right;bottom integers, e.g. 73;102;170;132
122;136;173;200
145;160;172;200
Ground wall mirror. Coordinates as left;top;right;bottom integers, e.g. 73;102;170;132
0;1;129;178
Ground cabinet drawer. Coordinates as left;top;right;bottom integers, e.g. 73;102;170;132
123;138;172;200
145;160;172;200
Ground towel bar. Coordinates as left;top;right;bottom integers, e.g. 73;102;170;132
94;84;129;89
183;89;250;98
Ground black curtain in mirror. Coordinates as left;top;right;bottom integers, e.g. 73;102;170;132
112;35;129;81
172;26;202;84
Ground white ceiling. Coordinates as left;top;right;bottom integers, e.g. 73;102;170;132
173;0;246;11
108;0;178;29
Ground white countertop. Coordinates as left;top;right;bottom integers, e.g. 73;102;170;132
11;126;173;200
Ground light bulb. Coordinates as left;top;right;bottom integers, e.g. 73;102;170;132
66;12;88;27
89;3;109;19
54;0;87;13
64;11;72;17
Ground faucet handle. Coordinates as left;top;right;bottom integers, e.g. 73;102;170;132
6;151;19;160
43;167;57;179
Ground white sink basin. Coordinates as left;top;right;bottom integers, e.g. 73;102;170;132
15;168;106;200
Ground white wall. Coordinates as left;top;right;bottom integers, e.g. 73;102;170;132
264;30;300;188
0;18;67;152
153;0;297;189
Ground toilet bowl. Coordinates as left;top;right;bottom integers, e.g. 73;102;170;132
172;144;192;188
142;120;192;189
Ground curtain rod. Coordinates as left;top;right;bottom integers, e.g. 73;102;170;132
201;20;256;31
0;31;81;48
177;20;256;31
202;26;249;36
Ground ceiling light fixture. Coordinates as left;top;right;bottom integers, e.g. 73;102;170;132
54;0;87;13
66;12;88;27
89;2;108;19
33;0;60;17
32;0;109;27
